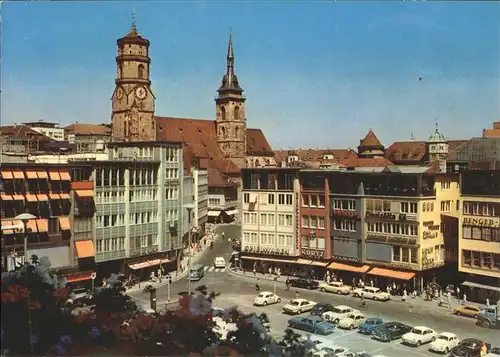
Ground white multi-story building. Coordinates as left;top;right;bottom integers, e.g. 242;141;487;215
23;121;65;141
241;168;301;266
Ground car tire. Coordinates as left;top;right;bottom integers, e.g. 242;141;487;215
263;301;268;306
320;288;325;292
456;311;461;316
431;337;436;342
416;341;421;347
349;325;354;330
373;296;378;301
337;291;342;295
473;314;478;319
334;319;339;324
445;348;449;354
297;310;302;314
277;298;282;303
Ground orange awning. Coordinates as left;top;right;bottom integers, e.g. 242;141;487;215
310;260;330;267
12;194;25;200
59;217;71;231
25;194;38;202
75;240;95;258
59;171;71;181
75;190;94;197
26;171;38;179
241;256;299;264
36;194;48;201
0;194;13;201
37;171;48;179
12;171;24;179
296;258;312;265
1;170;13;180
49;193;61;200
367;267;415;281
1;220;14;235
128;258;172;270
66;271;96;283
49;171;61;181
328;262;371;274
26;220;38;233
36;219;48;233
59;193;71;199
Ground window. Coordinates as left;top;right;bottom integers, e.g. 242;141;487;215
268;214;275;225
482;228;492;241
138;64;145;79
234;106;240;121
472;227;481;240
472;251;480;267
268;194;275;205
463;226;471;239
286;194;293;205
441;201;451;213
302;216;309;228
318;217;325;229
400;202;409;213
456;200;460;211
278;234;285;246
483;253;493;269
286;235;293;247
243;213;250;224
310;216;317;229
318;195;325;207
366;200;373;211
409;202;417;214
317;238;325;250
285;214;293;226
393;246;401;261
251;213;257;224
374;200;382;211
278;194;285;205
244;193;250;203
310;195;318;207
383;201;391;212
250;174;259;189
301;236;309;248
462;250;471;266
260;233;268;245
410;247;418;264
260;214;267;225
278;214;285;226
402;247;410;262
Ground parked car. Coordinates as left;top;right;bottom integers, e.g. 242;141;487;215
338;312;366;330
321;305;359;324
358;317;385;335
310;303;334;317
401;326;437;347
372;322;412;342
449;338;491;357
352;287;391;301
484;347;500;357
454;305;482;318
287;316;335;335
253;291;281;306
73;293;96;308
429;332;460;354
282;298;317;314
312;345;355;357
319;281;352;295
289;278;320;290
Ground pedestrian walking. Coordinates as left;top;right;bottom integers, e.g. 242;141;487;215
486;298;490;307
256;279;260;292
295;291;299;299
463;293;467;305
285;277;290;291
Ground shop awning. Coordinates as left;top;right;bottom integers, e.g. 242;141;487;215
12;171;24;180
128;258;171;270
225;209;239;215
37;171;48;179
1;170;13;179
208;211;221;217
241;256;299;264
59;217;71;231
0;194;13;201
66;271;96;283
59;171;71;181
49;193;61;200
36;194;48;202
309;260;330;267
1;220;14;235
26;171;38;179
12;194;24;200
49;171;61;181
75;240;95;258
75;190;94;198
328;262;370;274
367;267;415;281
25;194;38;202
26;220;38;233
59;193;71;199
461;281;500;293
36;219;48;233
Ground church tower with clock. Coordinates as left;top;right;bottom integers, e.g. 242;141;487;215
111;19;156;141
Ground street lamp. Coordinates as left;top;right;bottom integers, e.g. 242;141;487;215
183;203;196;296
14;213;37;265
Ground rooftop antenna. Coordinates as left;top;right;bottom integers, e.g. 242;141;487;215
435;117;439;132
410;132;415;141
131;9;137;33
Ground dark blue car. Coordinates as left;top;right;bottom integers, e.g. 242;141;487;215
287;315;335;335
358;317;384;335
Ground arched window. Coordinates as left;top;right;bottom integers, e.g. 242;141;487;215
221;106;226;121
221;126;226;138
138;64;145;79
235;126;239;139
234;106;240;121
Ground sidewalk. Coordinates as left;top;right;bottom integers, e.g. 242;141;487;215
126;234;217;294
227;267;484;312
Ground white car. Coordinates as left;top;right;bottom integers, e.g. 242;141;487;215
213;257;226;269
338;312;366;330
282;298;316;315
429;332;460;354
401;326;437;347
321;305;359;323
352;287;391;301
319;281;352;295
253;291;281;306
312;345;355;357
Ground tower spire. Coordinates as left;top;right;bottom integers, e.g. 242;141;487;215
227;28;234;59
217;29;243;95
435;117;439;132
131;10;137;34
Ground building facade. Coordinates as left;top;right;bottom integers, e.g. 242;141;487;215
240;168;300;267
458;170;500;302
23;121;65;141
207;168;239;223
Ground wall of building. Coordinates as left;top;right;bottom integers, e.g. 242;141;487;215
300;186;329;260
330;195;363;263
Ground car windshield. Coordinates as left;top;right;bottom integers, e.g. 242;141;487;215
347;314;357;319
367;319;378;324
332;308;344;313
258;293;266;297
411;328;424;334
438;335;450;341
290;301;300;306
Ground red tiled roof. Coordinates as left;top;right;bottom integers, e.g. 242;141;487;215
207;168;238;187
274;149;358;163
340;157;394;168
385;141;427;162
359;129;384;148
247;129;274;156
64;124;111;136
0;125;52;141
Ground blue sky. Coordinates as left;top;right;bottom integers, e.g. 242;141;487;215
2;1;499;149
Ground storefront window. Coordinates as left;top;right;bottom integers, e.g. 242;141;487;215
472;227;481;240
462;250;471;266
483;253;492;269
482;228;492;241
471;251;480;267
462;226;471;239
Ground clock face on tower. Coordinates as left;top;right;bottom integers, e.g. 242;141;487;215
135;86;147;100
